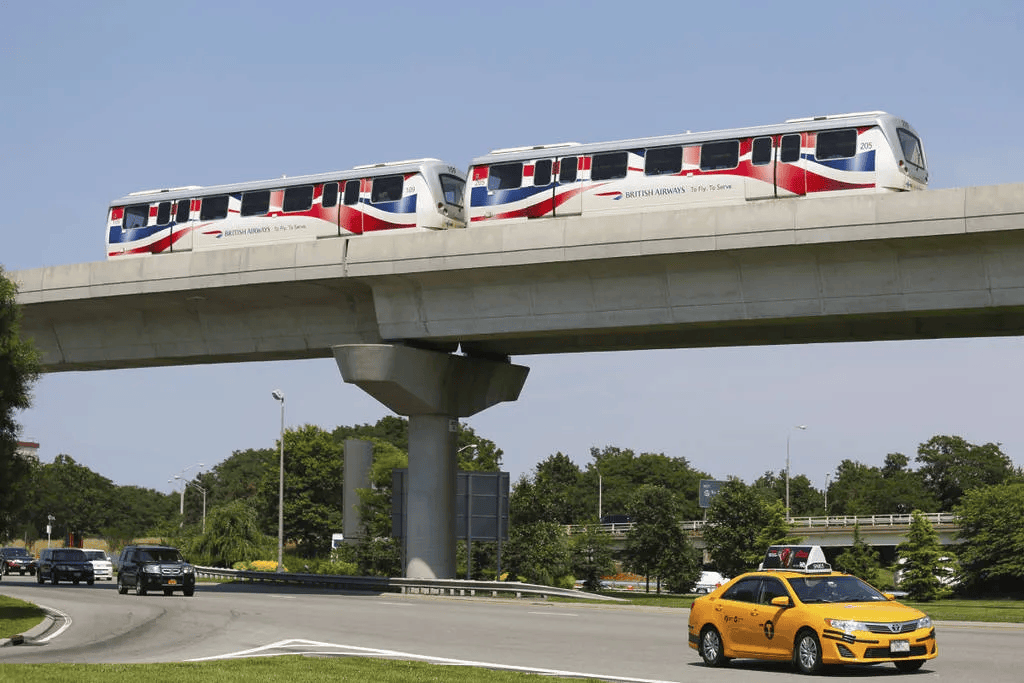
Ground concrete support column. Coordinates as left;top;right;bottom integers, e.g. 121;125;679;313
342;439;373;544
333;343;528;579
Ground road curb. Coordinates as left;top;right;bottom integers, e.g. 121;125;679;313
0;605;61;647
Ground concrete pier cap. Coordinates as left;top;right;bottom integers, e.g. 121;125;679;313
332;344;529;579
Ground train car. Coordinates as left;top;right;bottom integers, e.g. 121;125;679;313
465;112;927;225
106;158;465;259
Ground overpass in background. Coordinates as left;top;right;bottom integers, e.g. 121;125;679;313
570;512;961;550
12;182;1024;579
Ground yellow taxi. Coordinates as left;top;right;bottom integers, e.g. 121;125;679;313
688;545;937;674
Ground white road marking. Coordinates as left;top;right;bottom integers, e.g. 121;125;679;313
528;611;578;617
33;604;72;642
188;638;681;682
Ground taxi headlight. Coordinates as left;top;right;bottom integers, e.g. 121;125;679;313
824;618;866;634
917;616;932;630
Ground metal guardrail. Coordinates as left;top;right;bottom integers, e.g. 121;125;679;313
193;566;623;602
567;512;958;536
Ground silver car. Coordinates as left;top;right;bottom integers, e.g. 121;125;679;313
82;549;114;581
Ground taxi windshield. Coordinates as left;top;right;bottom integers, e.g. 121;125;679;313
788;575;888;604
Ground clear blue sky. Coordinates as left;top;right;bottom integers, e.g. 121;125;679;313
3;1;1023;501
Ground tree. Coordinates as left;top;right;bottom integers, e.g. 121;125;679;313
623;484;699;593
257;424;345;556
954;482;1024;596
503;521;572;586
833;524;881;587
0;266;41;539
702;479;793;577
585;446;709;523
916;435;1021;511
188;499;274;567
896;510;954;601
827;457;938;516
568;524;615;591
510;453;586;526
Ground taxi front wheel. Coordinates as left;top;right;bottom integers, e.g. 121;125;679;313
699;626;729;667
794;630;823;675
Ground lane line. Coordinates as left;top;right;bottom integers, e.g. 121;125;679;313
188;638;681;682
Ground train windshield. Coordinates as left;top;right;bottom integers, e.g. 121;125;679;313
440;174;465;207
897;128;926;170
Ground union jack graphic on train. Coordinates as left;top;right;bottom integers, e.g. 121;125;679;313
106;112;926;258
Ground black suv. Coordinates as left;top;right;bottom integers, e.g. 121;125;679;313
1;547;37;576
117;544;195;596
37;547;95;585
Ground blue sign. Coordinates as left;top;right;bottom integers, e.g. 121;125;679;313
699;479;727;508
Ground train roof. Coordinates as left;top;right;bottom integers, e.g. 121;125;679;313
470;111;917;165
109;158;460;207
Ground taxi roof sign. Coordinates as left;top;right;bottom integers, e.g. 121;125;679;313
760;545;832;573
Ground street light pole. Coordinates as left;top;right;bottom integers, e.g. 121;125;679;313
785;425;807;521
272;390;285;573
175;476;208;532
824;474;831;517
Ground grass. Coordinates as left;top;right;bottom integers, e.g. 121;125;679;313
0;657;607;682
0;595;46;639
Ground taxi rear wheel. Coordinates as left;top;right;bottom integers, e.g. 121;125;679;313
699;626;729;667
894;660;924;673
794;629;822;675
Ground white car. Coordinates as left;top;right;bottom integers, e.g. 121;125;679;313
82;549;114;581
692;571;726;594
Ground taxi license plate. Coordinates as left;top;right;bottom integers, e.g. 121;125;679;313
168;579;177;585
890;640;910;653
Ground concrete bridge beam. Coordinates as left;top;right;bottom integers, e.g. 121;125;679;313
332;344;528;579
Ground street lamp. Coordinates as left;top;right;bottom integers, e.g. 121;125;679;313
824;474;831;517
785;425;807;521
172;462;205;516
272;389;285;573
175;476;208;532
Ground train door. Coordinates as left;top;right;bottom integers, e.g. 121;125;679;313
339;178;363;234
525;156;582;218
774;133;806;198
167;198;194;252
554;155;582;216
746;137;776;201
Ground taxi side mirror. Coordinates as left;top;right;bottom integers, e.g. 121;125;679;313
883;593;896;600
770;595;793;608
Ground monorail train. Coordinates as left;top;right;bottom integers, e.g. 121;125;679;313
105;111;926;258
106;159;465;258
466;111;926;224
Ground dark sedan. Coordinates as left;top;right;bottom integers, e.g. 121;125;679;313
1;547;37;576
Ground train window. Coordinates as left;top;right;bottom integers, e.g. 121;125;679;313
371;175;404;203
487;163;522;191
816;129;857;160
343;180;360;205
559;157;578;183
156;202;172;226
175;200;191;224
700;140;739;171
241;190;271;216
440;174;465;206
283;185;314;212
123;204;149;230
898;128;925;169
322;182;339;208
534;159;552;186
752;137;773;166
591;151;628;180
200;195;229;221
780;134;801;163
645;146;682;175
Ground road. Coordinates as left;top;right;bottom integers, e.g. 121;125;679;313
2;574;1022;682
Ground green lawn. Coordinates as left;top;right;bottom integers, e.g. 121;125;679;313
0;595;46;639
0;657;607;682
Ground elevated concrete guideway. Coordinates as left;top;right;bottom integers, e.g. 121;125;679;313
13;182;1024;578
